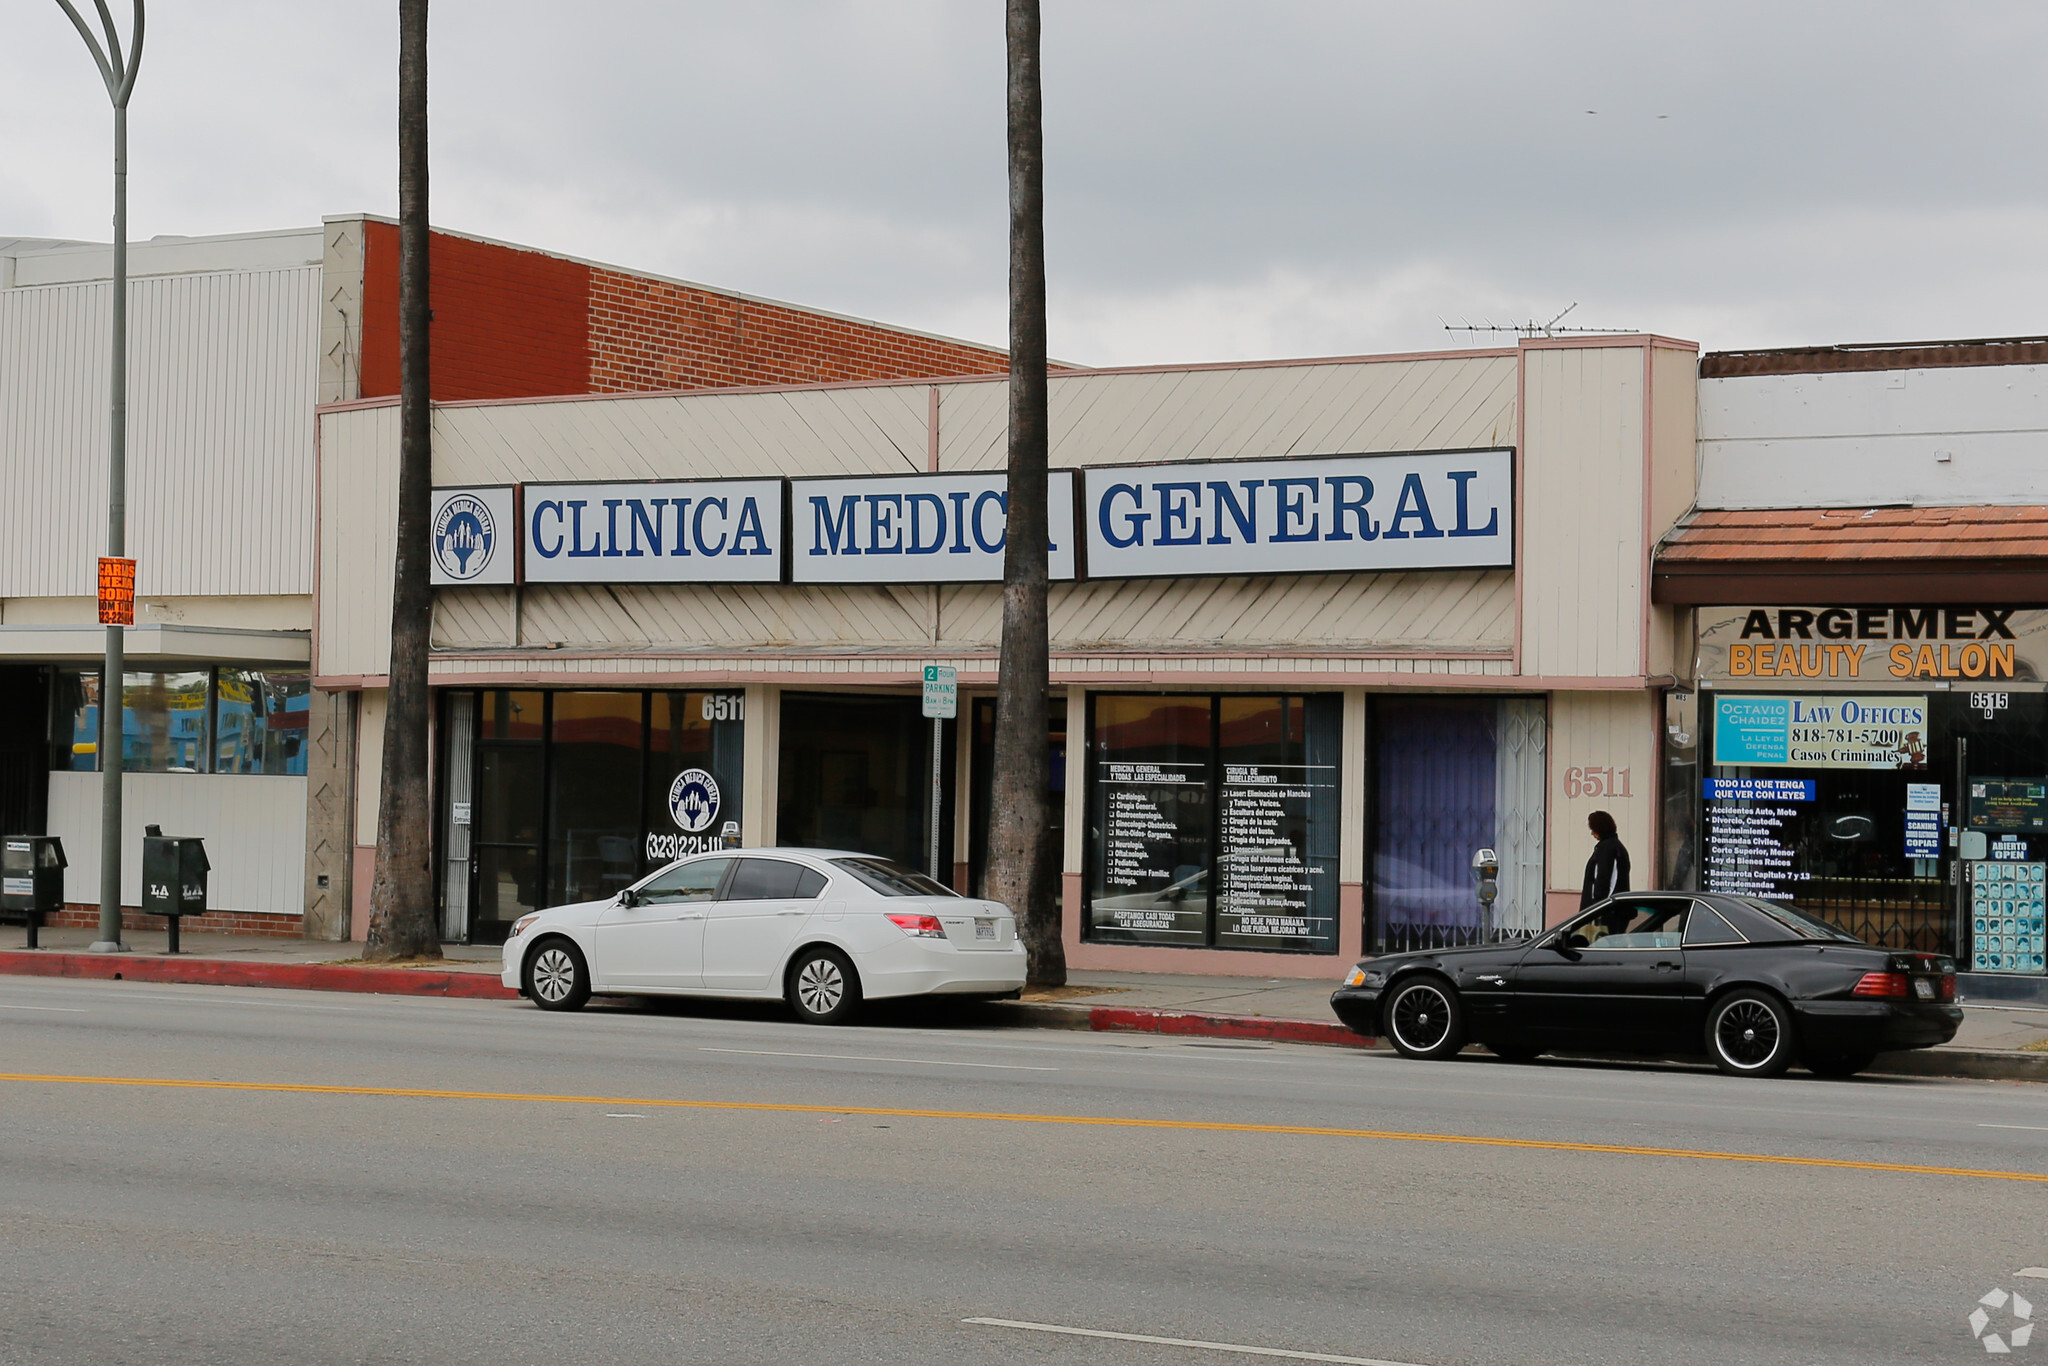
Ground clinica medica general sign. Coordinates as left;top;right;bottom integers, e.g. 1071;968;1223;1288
427;448;1513;588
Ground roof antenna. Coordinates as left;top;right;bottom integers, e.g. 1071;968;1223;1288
1444;302;1639;338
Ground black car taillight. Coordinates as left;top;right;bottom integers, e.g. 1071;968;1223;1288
1852;971;1910;998
1939;973;1957;1001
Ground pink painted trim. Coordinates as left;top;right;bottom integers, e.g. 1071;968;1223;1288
314;675;389;690
1640;343;1656;680
312;414;325;675
1519;334;1699;352
423;647;1511;665
0;951;517;1000
312;346;1524;416
412;668;1638;691
1513;350;1527;676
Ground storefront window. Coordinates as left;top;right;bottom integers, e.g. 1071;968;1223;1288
1086;693;1341;954
121;671;210;772
51;669;99;771
645;692;746;866
778;693;946;871
213;669;310;775
1371;696;1546;953
547;692;646;908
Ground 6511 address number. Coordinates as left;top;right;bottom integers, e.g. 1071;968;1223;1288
1565;766;1632;799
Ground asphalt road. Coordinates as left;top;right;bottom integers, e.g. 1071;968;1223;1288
0;975;2043;1366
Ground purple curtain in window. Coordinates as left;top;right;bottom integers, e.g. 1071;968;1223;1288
1375;698;1496;933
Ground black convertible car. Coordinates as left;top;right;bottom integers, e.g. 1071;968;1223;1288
1331;891;1960;1078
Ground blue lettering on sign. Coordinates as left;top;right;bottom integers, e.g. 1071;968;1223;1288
1206;480;1261;545
694;497;728;556
1270;477;1320;543
907;493;946;555
730;498;771;556
810;495;859;556
972;490;1007;553
866;494;904;554
1324;476;1377;542
1703;778;1817;801
532;500;565;557
947;491;972;552
668;498;692;555
1383;474;1444;540
1153;482;1202;546
601;500;625;557
566;501;605;557
626;499;666;556
1100;484;1148;548
1446;471;1498;538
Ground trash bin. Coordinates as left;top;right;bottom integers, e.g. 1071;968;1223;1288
2;835;66;950
141;829;209;954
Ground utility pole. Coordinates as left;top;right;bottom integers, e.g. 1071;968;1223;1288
54;1;146;953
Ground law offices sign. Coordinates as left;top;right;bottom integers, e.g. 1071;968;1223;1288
1698;606;2048;686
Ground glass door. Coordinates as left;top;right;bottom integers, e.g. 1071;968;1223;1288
470;690;544;944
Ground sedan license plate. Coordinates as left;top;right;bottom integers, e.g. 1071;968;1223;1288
975;918;997;941
1913;977;1936;1000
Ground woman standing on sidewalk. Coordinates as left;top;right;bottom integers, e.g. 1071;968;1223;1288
1580;810;1631;908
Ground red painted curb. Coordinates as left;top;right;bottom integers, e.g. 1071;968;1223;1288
1086;1004;1378;1049
0;951;518;1001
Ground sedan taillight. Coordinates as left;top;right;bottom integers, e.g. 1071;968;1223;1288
1852;971;1910;998
886;912;946;939
1939;973;1957;1001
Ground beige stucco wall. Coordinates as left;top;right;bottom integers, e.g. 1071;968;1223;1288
1544;689;1659;921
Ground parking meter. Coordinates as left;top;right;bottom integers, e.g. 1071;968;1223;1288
1472;847;1500;937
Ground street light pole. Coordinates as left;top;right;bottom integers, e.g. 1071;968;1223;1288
54;1;145;953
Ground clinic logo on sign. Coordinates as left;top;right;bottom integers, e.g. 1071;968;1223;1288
1969;1286;2034;1353
668;768;721;835
433;494;496;581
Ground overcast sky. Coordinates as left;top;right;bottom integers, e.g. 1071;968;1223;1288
6;2;2046;366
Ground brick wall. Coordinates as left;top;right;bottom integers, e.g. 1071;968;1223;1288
587;268;1010;391
355;223;1011;404
46;905;304;938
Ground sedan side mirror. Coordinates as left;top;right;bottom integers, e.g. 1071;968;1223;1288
617;889;638;908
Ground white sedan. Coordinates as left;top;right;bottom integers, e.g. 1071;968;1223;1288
500;848;1027;1024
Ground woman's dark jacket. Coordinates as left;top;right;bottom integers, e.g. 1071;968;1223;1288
1580;835;1631;908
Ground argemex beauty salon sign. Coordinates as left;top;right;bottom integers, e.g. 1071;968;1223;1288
1699;606;2048;685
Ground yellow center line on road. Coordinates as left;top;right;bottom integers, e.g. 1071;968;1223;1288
4;1071;2044;1186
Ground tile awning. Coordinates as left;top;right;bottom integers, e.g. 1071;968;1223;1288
1654;506;2048;605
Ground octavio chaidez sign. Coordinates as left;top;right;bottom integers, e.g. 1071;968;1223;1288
791;471;1077;583
646;767;724;862
429;486;518;586
523;479;784;584
1079;448;1512;578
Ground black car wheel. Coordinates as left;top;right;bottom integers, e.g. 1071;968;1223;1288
1803;1047;1878;1080
1384;976;1466;1060
1707;990;1793;1077
787;946;862;1026
524;938;591;1012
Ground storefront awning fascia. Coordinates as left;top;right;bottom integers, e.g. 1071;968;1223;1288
0;624;310;665
1655;505;2048;606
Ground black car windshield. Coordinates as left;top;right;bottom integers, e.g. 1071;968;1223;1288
1731;897;1863;943
830;857;959;898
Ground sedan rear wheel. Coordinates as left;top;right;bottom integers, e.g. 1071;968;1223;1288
787;946;862;1026
1384;977;1466;1060
524;938;590;1012
1707;990;1793;1077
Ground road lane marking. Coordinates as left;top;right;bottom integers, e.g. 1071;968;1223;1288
0;1004;87;1012
964;1318;1424;1365
2019;1268;2048;1280
1;1072;2042;1185
1979;1124;2048;1132
699;1047;1055;1071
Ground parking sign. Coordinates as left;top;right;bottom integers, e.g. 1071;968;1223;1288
922;665;958;719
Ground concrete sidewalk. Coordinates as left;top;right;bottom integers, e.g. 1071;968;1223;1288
2;923;2043;1076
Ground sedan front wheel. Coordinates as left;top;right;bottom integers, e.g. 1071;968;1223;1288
524;938;591;1012
1384;977;1467;1060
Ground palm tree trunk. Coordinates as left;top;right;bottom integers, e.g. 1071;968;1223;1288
364;0;439;960
986;0;1063;988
